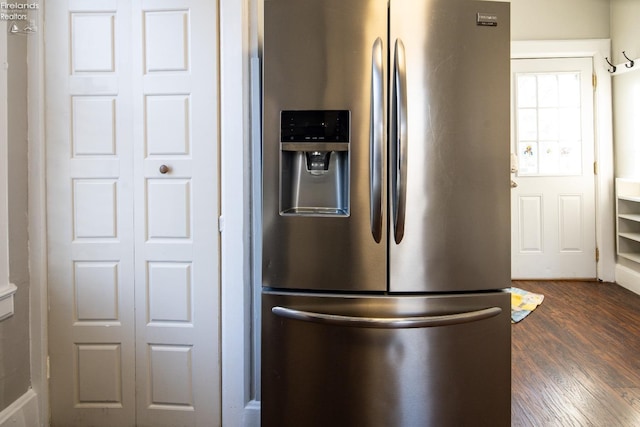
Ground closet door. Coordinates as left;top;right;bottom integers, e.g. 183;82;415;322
46;2;136;425
46;1;220;426
132;1;220;426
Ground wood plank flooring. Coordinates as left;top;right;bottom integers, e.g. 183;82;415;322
511;280;640;426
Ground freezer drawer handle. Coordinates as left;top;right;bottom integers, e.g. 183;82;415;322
272;306;502;329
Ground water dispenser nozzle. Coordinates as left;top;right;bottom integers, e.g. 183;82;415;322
305;151;331;174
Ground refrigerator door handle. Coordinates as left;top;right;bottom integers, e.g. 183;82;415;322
272;305;502;329
391;38;408;244
370;37;384;243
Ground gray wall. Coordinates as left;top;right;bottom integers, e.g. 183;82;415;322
0;29;31;412
510;0;610;40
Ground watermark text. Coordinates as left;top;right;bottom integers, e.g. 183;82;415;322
1;2;38;20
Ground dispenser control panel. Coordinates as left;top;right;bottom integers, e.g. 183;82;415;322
280;110;350;142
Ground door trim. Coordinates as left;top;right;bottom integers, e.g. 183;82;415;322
27;8;49;426
220;1;260;426
511;39;615;282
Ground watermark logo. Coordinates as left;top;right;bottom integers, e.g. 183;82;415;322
2;2;38;34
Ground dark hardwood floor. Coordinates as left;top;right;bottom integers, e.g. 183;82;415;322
511;280;640;426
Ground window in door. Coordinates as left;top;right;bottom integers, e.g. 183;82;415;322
515;71;583;176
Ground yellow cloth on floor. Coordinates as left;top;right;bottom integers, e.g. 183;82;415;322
510;287;544;323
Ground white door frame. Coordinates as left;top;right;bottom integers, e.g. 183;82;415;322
219;0;261;426
511;39;615;283
27;6;49;425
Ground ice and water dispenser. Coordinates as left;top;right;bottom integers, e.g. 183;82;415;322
279;110;350;216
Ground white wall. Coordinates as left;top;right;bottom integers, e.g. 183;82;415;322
610;0;640;293
611;0;640;179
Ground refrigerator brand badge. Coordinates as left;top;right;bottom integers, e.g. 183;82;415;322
476;12;498;26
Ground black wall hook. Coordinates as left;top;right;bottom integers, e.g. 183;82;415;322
623;51;635;68
606;57;617;73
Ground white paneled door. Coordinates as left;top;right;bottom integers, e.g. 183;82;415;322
46;1;220;426
510;57;596;279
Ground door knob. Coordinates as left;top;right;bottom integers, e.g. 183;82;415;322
159;164;170;174
511;179;518;188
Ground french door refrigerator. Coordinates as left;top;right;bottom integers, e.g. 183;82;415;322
261;0;511;426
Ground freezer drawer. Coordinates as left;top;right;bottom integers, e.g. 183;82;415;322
262;291;511;427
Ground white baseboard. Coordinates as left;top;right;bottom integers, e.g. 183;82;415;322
0;389;39;427
615;264;640;296
242;400;260;427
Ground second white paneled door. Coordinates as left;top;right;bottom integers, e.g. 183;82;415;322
46;1;220;426
510;57;596;279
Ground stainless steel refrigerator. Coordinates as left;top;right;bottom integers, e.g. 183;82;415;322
261;0;511;425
